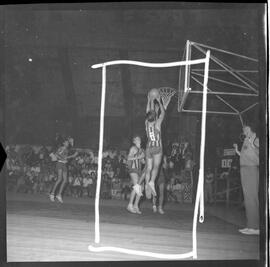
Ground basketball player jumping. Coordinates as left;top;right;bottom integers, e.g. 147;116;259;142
49;137;77;203
145;91;165;199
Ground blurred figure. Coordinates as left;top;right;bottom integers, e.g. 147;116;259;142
205;167;214;204
49;137;77;203
233;123;259;235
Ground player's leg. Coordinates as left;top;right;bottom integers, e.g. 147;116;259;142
145;156;153;184
56;166;67;203
145;156;153;199
158;182;165;214
127;172;139;213
138;166;146;185
50;164;63;201
148;151;162;196
152;193;158;213
133;193;142;214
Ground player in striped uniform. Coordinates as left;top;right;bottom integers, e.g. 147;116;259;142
144;93;165;198
126;136;145;214
127;136;145;213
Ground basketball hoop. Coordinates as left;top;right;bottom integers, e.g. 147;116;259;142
158;87;176;110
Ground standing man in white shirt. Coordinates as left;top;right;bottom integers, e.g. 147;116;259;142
233;123;259;235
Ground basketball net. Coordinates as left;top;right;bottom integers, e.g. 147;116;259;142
158;87;176;109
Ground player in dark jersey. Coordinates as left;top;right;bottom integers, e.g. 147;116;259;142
49;137;77;203
145;93;165;198
152;155;168;214
126;136;145;214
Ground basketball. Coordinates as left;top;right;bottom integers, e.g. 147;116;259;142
148;88;160;99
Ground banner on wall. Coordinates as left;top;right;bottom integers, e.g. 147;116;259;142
221;148;236;169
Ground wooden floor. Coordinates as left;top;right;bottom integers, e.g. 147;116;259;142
6;193;259;261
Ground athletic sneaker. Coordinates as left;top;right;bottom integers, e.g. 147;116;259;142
158;206;165;214
56;195;63;203
133;184;143;197
148;181;157;196
153;205;157;213
240;228;259;235
145;183;152;199
127;204;137;214
49;194;55;202
133;206;142;214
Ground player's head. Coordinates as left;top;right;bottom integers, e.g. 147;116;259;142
63;136;73;148
67;136;74;147
63;139;69;148
243;122;257;137
146;110;156;122
132;135;141;147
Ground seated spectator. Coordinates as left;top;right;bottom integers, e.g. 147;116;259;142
81;164;88;176
22;169;36;194
73;173;82;198
36;170;45;194
38;146;49;164
166;178;175;202
28;166;39;192
112;155;120;171
166;175;184;203
43;169;52;193
183;142;194;171
93;155;99;165
205;167;214;204
119;155;127;179
6;152;15;172
7;168;20;192
106;166;114;179
88;164;96;176
111;177;122;199
65;173;75;197
172;179;184;203
101;173;111;199
15;172;27;193
114;167;121;178
103;156;112;171
82;174;93;198
170;142;181;172
121;181;131;200
24;147;39;167
89;171;97;197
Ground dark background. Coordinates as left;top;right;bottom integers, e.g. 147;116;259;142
1;4;262;163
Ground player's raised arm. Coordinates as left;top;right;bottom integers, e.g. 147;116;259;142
156;96;165;124
146;93;154;113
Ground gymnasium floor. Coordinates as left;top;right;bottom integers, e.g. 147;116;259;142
6;192;259;261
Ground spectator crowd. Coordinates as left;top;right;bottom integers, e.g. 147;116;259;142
5;139;200;204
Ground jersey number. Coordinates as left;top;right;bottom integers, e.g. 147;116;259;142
149;126;156;142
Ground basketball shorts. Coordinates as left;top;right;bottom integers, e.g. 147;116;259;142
128;168;141;176
56;162;67;173
128;165;146;177
145;146;163;159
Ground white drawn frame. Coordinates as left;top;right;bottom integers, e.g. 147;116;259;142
88;52;210;260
